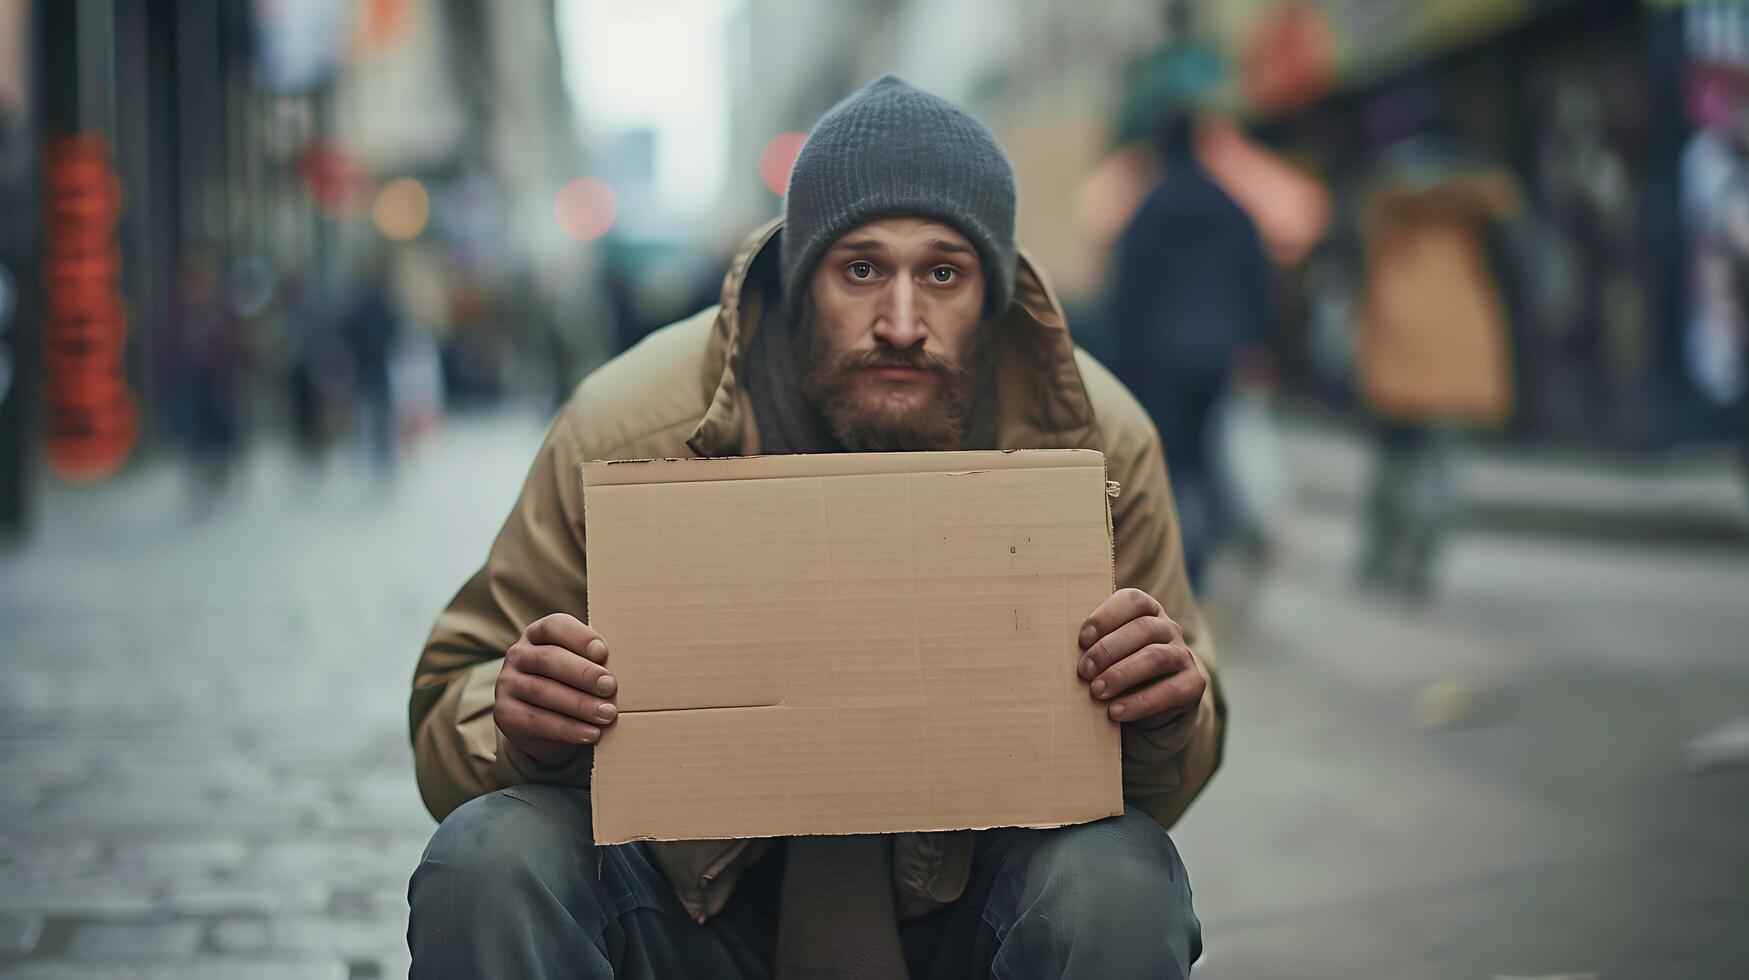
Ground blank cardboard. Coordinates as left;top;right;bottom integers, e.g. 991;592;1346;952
582;450;1122;844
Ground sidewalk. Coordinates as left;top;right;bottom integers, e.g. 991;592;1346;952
1182;416;1749;977
1;410;1745;977
0;412;555;979
1279;414;1749;545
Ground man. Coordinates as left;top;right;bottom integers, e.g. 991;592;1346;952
1355;126;1519;598
1110;115;1272;588
408;76;1226;979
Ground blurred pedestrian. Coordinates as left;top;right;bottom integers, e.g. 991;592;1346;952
1109;115;1273;587
337;258;402;477
166;249;248;512
279;272;349;467
1355;140;1521;596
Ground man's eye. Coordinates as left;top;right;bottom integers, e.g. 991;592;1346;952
849;262;873;280
931;267;955;283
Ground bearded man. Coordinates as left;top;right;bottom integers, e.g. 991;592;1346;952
407;76;1225;979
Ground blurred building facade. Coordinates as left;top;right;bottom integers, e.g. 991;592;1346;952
1176;0;1748;452
0;0;32;537
10;0;1749;541
10;0;604;525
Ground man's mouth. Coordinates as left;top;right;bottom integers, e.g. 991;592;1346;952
864;366;932;383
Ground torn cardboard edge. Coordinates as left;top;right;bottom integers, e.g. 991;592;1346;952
599;811;1126;846
581;449;1124;844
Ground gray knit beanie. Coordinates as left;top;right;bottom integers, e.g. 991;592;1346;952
781;75;1018;318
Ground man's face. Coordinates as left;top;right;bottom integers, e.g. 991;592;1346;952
801;217;988;452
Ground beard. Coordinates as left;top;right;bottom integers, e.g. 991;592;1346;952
795;301;988;453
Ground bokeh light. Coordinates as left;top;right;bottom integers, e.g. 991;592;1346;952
372;176;429;241
759;132;807;197
555;176;617;241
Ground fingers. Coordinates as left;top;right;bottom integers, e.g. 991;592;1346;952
512;643;616;697
1079;588;1163;651
502;670;619;727
1078;611;1181;681
524;613;608;664
496;697;603;745
1089;641;1191;701
1104;666;1205;725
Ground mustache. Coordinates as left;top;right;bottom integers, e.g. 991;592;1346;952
836;347;959;375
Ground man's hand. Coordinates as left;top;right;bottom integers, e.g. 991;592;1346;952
1076;588;1205;729
494;613;617;768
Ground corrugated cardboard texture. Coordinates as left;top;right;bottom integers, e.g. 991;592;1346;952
583;450;1122;844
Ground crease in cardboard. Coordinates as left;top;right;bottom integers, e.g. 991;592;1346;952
615;701;789;716
903;470;939;830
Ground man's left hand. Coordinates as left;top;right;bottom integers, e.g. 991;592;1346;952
1077;588;1206;729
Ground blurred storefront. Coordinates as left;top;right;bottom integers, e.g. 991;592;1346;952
0;0;31;536
16;0;603;513
1177;0;1748;452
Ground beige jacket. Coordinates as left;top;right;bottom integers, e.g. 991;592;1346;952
410;219;1227;922
1359;172;1519;427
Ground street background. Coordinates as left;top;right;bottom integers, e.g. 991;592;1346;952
4;0;1749;977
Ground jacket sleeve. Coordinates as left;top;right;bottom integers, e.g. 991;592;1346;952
409;409;597;822
1107;414;1228;830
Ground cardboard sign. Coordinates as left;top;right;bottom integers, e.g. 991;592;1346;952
582;450;1122;844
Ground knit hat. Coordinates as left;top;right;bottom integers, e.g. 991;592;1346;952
781;75;1018;319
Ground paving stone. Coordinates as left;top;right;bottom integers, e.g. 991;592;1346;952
109;837;251;877
0;957;348;979
164;878;332;917
0;838;103;876
0;882;159;920
255;836;426;886
0;785;40;819
329;886;409;921
207;917;269;951
66;921;201;959
25;791;293;833
0;914;45;958
358;946;411;980
204;916;405;960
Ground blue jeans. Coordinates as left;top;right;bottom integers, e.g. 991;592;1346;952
408;786;1200;978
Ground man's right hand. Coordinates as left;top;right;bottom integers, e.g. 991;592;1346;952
494;613;617;768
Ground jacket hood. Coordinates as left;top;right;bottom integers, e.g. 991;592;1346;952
686;218;1099;457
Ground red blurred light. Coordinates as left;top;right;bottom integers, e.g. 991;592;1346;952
759;132;807;197
297;142;375;219
556;177;617;241
42;134;138;481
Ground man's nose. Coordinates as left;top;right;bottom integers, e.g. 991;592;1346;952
872;279;927;350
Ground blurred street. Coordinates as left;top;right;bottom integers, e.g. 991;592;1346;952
1;411;1745;978
0;413;552;979
1182;426;1749;978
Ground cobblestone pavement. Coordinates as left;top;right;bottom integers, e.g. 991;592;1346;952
3;411;1747;977
1;414;553;978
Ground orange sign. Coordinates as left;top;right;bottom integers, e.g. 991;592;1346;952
42;133;137;481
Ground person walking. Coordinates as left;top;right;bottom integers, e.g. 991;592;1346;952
1355;139;1520;596
1108;116;1273;588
